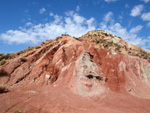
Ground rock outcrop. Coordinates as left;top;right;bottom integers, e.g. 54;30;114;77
0;30;150;113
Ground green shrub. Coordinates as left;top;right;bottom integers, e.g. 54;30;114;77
141;53;145;56
101;32;109;36
23;46;34;53
108;41;113;46
20;57;27;62
0;53;15;61
109;34;114;38
95;38;100;44
114;43;121;49
135;54;139;56
0;59;6;66
143;55;149;59
75;38;81;41
99;39;105;43
0;53;4;56
118;50;121;53
62;34;70;36
104;46;109;49
35;46;41;49
115;47;120;52
17;51;24;55
9;53;15;59
40;42;45;46
56;36;62;41
0;54;9;61
104;44;109;49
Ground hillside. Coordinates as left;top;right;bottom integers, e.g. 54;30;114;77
0;30;150;113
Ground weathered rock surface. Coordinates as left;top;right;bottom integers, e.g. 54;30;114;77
0;30;150;113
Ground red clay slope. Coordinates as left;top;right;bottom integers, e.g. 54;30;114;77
0;31;150;113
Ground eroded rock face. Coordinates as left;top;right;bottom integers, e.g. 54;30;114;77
0;32;150;113
1;35;150;97
71;51;107;96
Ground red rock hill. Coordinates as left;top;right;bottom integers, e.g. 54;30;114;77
0;30;150;113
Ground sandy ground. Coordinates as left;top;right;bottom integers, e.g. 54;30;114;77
0;85;150;113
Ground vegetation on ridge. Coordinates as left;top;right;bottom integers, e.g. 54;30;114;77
0;30;150;65
91;36;150;59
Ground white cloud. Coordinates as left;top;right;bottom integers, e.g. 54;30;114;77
129;25;143;33
140;0;150;3
73;13;85;24
0;11;96;44
100;12;149;48
141;12;150;21
87;17;95;26
40;8;46;14
49;12;54;16
147;22;150;27
104;0;118;3
130;5;144;17
100;23;146;46
76;5;80;12
148;36;150;38
103;11;113;23
53;14;62;24
0;10;149;50
26;22;32;26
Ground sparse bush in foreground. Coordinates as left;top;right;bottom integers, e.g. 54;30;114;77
13;109;22;113
0;69;8;77
0;85;6;93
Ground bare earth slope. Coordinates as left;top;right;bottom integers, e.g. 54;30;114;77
0;30;150;113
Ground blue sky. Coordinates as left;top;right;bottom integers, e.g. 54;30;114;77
0;0;150;53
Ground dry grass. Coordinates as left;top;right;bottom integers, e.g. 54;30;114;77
13;109;22;113
0;59;6;66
